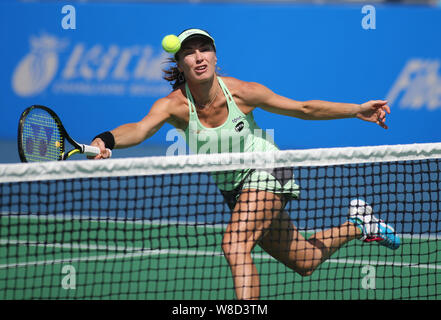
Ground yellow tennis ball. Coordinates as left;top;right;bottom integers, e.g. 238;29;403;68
162;35;181;54
55;141;61;148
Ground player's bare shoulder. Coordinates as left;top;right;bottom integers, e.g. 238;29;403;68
158;87;189;130
220;77;262;114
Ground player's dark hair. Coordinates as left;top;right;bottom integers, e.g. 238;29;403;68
162;58;185;90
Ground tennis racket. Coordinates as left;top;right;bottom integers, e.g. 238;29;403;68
18;105;111;162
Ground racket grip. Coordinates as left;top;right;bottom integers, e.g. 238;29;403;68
82;144;112;158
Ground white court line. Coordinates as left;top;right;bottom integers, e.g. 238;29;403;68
326;258;441;270
0;212;226;230
0;246;224;270
1;238;440;271
2;212;440;240
0;239;137;252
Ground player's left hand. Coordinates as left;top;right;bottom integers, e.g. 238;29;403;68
356;100;391;129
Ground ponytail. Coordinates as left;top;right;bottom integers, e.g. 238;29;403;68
162;58;186;90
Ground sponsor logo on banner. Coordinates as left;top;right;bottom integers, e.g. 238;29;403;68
12;33;170;98
387;59;441;111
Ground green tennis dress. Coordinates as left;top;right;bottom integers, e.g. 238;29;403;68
183;77;299;209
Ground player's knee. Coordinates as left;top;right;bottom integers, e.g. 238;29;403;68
221;239;236;260
222;241;241;258
221;239;251;262
221;240;231;257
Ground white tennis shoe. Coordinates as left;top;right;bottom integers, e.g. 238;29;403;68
348;199;400;250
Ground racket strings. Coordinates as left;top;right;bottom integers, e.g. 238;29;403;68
21;108;64;162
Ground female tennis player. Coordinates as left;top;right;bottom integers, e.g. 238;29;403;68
91;28;399;300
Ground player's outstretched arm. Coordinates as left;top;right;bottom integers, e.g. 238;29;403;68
91;98;172;159
240;81;390;129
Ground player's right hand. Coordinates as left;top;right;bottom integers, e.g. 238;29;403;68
89;138;111;160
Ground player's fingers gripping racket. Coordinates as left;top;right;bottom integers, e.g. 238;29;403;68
18;105;112;162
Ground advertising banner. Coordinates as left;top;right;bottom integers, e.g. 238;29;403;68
1;2;440;159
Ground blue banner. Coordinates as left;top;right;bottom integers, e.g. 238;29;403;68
1;1;441;159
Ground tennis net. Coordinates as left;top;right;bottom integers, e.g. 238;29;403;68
0;142;440;299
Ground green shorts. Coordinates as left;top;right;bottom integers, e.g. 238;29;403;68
220;167;300;210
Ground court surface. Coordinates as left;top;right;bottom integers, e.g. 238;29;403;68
1;214;440;300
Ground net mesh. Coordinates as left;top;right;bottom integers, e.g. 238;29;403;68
1;143;440;300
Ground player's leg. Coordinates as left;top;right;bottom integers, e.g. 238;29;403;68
222;189;363;299
221;188;285;300
258;210;361;276
258;198;401;276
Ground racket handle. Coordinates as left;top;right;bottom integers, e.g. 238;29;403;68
82;144;112;158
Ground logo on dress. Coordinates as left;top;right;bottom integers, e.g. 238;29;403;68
235;121;244;132
232;116;243;123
